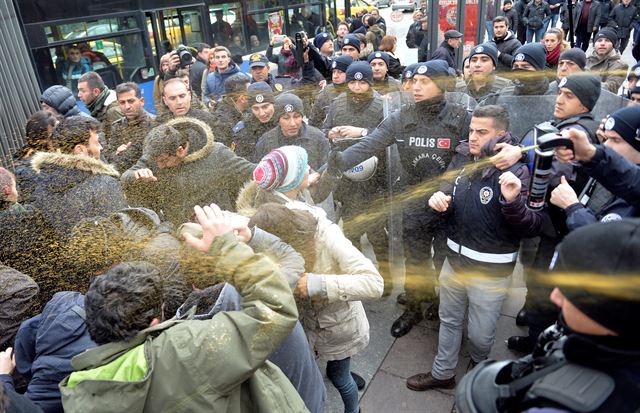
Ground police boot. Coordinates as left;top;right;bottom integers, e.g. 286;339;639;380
516;308;529;327
506;335;534;354
391;309;423;338
396;292;408;305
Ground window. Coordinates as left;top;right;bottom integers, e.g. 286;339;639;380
44;16;139;44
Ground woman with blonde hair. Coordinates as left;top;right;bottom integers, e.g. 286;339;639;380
543;27;570;72
378;35;404;78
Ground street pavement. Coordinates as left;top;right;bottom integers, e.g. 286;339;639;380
316;7;636;412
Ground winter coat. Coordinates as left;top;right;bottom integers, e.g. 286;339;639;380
0;375;44;413
267;45;300;78
235;185;383;360
39;86;86;118
367;25;385;50
405;21;422;48
515;0;532;29
232;114;277;160
212;99;245;148
189;55;209;98
565;0;602;32
579;145;640;208
255;124;330;170
385;52;404;79
491;31;523;71
59;233;307;413
598;0;615;26
523;0;552;29
586;48;629;92
0;266;38;352
122;117;255;224
15;292;96;413
14;157;39;204
29;152;127;240
417;29;430;62
430;41;457;70
499;7;521;32
104;111;155;173
175;226;326;413
86;87;120;126
608;3;639;39
203;63;246;103
457;75;512;101
290;201;383;360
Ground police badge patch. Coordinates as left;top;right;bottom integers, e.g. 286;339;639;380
479;186;493;204
605;116;615;130
354;72;363;80
256;94;264;103
475;46;484;53
515;53;525;61
284;104;293;112
558;77;567;88
417;65;427;74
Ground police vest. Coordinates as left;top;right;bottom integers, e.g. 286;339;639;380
395;101;469;184
448;160;524;271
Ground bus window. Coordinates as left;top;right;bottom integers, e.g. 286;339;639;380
45;33;151;94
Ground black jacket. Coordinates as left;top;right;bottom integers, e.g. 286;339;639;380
212;99;245;148
515;0;532;29
564;0;602;32
523;0;552;29
430;41;457;70
189;55;209;98
499;7;520;32
598;0;615;26
333;97;471;186
491;31;523;71
104;110;155;173
580;145;640;207
608;3;639;38
39;86;86;118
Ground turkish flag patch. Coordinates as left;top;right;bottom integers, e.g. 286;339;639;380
437;138;451;149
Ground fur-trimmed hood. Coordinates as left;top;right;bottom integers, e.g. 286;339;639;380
31;151;119;194
163;116;215;165
31;151;119;177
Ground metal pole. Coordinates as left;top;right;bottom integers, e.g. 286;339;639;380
567;0;575;48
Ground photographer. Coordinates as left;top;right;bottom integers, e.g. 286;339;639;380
266;35;301;79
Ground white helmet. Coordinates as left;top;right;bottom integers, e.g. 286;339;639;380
342;156;379;181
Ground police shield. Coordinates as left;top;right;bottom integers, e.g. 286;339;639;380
445;91;478;111
591;89;629;124
488;95;557;141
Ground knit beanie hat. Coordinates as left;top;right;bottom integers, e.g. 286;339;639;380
332;55;354;73
557;73;601;112
342;34;361;52
367;51;390;67
402;62;421;80
413;60;453;91
604;106;640;152
253;145;309;193
512;43;547;70
274;93;304;119
469;43;498;67
559;48;587;70
247;81;274;105
346;61;374;84
628;62;640;80
314;32;332;49
551;219;640;342
594;27;618;46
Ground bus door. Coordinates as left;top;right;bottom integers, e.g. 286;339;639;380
145;6;207;57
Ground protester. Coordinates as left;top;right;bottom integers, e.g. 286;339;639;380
608;0;638;54
77;72;121;129
378;35;403;79
40;85;87;119
430;30;463;71
523;0;551;43
0;266;38;352
490;16;523;72
587;27;629;93
203;46;244;104
543;27;569;72
0;168;24;219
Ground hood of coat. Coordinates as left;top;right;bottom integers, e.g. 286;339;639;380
162;116;215;165
31;151;119;194
40;85;82;117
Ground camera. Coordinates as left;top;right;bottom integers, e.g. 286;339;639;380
176;44;193;69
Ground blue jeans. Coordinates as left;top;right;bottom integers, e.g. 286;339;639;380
326;358;359;413
431;258;511;380
526;26;546;43
547;13;560;30
486;21;494;41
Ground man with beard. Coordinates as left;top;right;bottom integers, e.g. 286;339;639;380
105;82;155;172
30;116;126;240
458;44;511;101
368;51;402;95
232;82;277;159
322;61;391;294
546;48;588;95
309;55;353;127
255;93;329;169
490;16;523;72
155;79;218;136
587;27;629;93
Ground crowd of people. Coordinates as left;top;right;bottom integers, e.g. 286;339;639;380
0;4;639;413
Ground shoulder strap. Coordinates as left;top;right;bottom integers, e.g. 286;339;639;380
526;363;615;412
